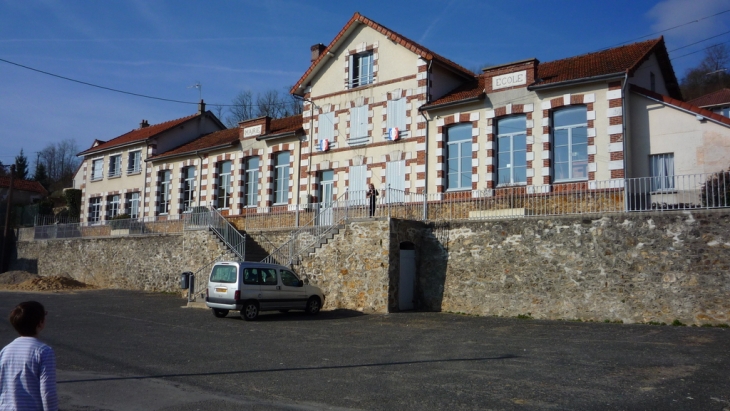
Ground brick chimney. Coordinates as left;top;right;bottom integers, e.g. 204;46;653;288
140;119;149;128
311;43;327;63
198;99;206;114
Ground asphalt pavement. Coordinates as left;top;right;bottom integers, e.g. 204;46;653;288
0;289;728;411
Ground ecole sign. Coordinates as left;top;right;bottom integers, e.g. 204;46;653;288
492;70;527;91
243;125;262;138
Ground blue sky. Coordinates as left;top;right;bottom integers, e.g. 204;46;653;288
1;0;729;168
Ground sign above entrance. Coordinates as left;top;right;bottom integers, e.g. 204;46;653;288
243;125;262;138
492;70;527;91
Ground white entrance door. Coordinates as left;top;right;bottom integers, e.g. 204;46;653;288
318;170;334;226
399;248;415;310
386;160;406;203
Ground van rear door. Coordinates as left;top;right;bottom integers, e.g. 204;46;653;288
208;263;239;305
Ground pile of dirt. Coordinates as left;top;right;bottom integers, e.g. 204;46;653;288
0;271;96;292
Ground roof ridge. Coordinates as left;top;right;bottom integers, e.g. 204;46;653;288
541;38;662;67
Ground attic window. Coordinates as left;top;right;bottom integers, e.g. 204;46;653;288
349;51;373;88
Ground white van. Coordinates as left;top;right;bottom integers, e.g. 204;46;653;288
205;261;325;321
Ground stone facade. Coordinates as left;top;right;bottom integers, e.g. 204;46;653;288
12;210;730;325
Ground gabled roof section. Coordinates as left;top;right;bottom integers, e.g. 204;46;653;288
78;113;201;156
0;177;48;195
632;84;730;128
688;88;730;108
148;128;240;161
265;114;303;136
425;37;682;109
291;12;474;95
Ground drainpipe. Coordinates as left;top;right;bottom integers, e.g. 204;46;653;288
196;151;204;208
419;59;433;220
621;72;630;211
142;150;149;220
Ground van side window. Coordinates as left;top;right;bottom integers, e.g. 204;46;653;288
210;266;237;284
261;269;278;286
243;268;260;285
280;270;300;287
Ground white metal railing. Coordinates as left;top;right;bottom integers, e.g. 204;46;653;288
207;208;246;260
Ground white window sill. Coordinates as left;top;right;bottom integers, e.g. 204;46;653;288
553;178;589;184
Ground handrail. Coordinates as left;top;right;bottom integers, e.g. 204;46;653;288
261;189;352;266
208;208;246;261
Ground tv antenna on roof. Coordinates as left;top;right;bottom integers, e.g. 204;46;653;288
188;82;202;100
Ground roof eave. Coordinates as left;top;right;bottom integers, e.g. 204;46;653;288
633;88;730;129
256;130;301;141
528;72;625;91
78;139;150;157
421;94;485;112
147;142;238;163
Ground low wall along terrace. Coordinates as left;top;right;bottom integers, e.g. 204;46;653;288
11;210;730;325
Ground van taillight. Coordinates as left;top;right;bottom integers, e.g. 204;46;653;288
206;289;209;298
234;290;240;301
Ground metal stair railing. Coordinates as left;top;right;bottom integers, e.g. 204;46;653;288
207;208;246;261
262;189;354;266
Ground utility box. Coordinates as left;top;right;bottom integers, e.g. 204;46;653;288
180;272;192;289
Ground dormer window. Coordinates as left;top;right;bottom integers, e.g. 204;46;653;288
349;51;373;88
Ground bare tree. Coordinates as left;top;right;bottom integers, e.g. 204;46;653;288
225;90;255;127
256;89;285;118
681;44;730;100
225;88;303;127
38;139;80;191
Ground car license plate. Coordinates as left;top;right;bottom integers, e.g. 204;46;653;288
215;287;227;293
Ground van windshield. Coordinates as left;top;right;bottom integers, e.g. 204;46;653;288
210;265;237;283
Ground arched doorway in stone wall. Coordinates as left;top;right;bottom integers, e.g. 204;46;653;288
399;241;416;311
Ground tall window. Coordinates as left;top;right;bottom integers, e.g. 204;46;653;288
446;124;472;190
348;164;367;205
182;166;195;212
553;106;588;181
127;151;141;174
109;155;122;178
125;192;140;219
386;160;405;203
650;153;675;192
91;159;103;181
274;152;290;204
243;157;259;207
318;112;335;149
158;170;171;214
89;197;101;223
349;51;373;88
107;194;120;219
217;161;232;209
349;105;368;142
496;115;527;185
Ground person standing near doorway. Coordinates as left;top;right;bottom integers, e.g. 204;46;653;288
0;301;58;411
366;183;379;217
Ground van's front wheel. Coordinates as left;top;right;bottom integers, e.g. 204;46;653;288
241;301;259;321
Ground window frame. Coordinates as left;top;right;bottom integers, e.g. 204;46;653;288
243;157;259;208
274;152;290;205
127;150;142;174
125;192;140;219
349;51;374;88
649;153;675;192
158;170;172;215
107;194;120;219
217;161;233;210
91;158;104;181
552;106;588;182
88;197;102;223
108;155;122;178
445;124;473;191
182;166;196;212
496;115;527;186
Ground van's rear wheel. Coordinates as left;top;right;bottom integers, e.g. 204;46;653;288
241;301;259;321
212;308;229;318
305;297;321;315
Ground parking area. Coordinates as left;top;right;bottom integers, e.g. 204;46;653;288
1;289;729;410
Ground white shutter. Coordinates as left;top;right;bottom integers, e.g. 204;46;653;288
386;99;406;138
357;105;368;138
386;160;406;203
348;165;367;205
319;112;334;146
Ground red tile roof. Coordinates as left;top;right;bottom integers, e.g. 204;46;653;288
0;177;48;195
688;88;730;108
291;12;474;94
149;128;240;161
631;84;730;128
265;114;303;136
425;37;681;109
78;113;200;156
